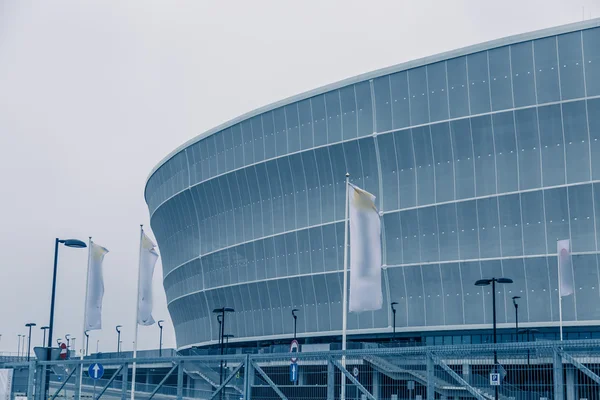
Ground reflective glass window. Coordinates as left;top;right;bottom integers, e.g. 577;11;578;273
285;104;301;153
538;104;566;187
437;203;459;261
246;167;263;240
296;229;311;274
377;133;400;211
241;120;254;166
510;42;536;107
226;174;244;246
419;206;439;263
302;151;322;226
427;62;449;122
495;258;523;321
583;27;600;96
264;237;277;279
558;32;585;100
563;100;590;183
313;274;331;331
262;112;276;160
340;85;358;140
524;257;552;322
447;56;470;118
309;227;324;273
222;127;235;173
255;163;273;237
273;234;287;277
408;66;430;125
214;131;226;175
289;154;308;229
492;111;519;193
322;223;339;272
384;212;402;265
498;194;523;257
431;123;455;203
285;232;299;276
568;184;595;252
440;263;463;325
489;46;513;111
400;209;421;264
588;99;600;180
456;200;479;259
521;190;547;255
244;242;256;282
314;147;335;223
515;107;542;190
329;144;347;221
298;99;314;150
544;187;570;251
343;140;364;190
574;255;600;321
311;95;328;147
360;137;379;199
273;108;288;156
534;37;560;103
404;265;426;326
467;51;491;115
461;261;485;324
412;126;435;205
422;264;444;326
390;71;411;129
251;115;265;163
356;81;374;137
450;119;475;199
254;238;266;281
374;75;393;132
471;115;497;196
277;157;296;231
325;91;343;144
394;129;417;208
477;197;501;258
266;160;284;234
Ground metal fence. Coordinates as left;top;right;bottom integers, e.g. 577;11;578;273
2;339;600;400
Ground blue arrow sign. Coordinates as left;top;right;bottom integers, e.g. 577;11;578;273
88;363;104;380
290;363;298;383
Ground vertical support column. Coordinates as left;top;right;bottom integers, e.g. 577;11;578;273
554;349;564;400
566;367;576;400
327;358;335;400
372;370;380;400
146;369;151;384
27;361;36;400
37;363;47;400
74;363;81;400
176;362;184;400
35;363;45;400
243;355;253;400
121;363;129;400
462;363;471;384
427;353;435;400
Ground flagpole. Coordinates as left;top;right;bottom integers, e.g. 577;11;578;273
131;225;144;400
341;173;350;400
78;237;92;400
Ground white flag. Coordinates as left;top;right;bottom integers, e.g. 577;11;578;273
557;239;574;297
137;232;159;326
84;241;109;331
0;369;13;400
348;184;382;312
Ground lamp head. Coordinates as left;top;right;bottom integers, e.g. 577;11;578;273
391;302;398;311
84;330;89;337
158;320;164;328
475;279;491;286
512;296;521;306
292;309;298;318
497;278;513;284
65;334;71;340
25;323;36;328
115;325;122;333
59;239;87;248
41;326;49;331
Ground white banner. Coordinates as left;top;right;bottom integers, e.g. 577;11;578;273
348;184;382;312
137;232;159;326
84;242;109;331
557;239;574;297
0;369;13;400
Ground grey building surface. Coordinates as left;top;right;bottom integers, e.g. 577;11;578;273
145;18;600;350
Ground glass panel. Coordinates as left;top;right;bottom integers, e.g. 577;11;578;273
524;257;552;322
251;115;265;163
583;27;600;96
558;32;585;100
296;229;311;274
515;107;542;190
309;227;324;273
477;197;501;259
511;41;537;107
447;56;470;118
457;200;479;259
255;163;273;237
356;81;374;137
325;90;342;144
588;99;600;180
285;104;300;153
440;263;463;325
298;99;314;150
419;206;439;263
273;234;287;278
277;157;296;231
302;151;322;226
412;126;435;206
343;140;364;190
390;71;411;129
574;255;600;321
422;264;444;326
404;265;426;326
427;61;449;122
266;160;284;234
384;212;402;265
254;240;266;281
563;100;590;183
264;237;277;279
215;131;226;175
534;37;560;104
313;274;331;332
568;184;595;252
387;267;408;328
374;75;392;132
408;66;429;125
241;120;254;166
377;133;400;211
497;258;525;322
498;194;523;257
461;261;484;324
538;104;566;187
467;51;491;115
340;85;358;140
521;190;547;255
492;111;519;193
394;129;417;208
322;223;339;271
262;112;276;160
285;232;299;276
544;187;570;251
273;108;288;156
289;154;308;229
400;209;421;264
311;95;328;147
451;119;475;199
246;167;263;240
489;46;513;111
595;183;600;251
437;203;459;261
431;123;455;203
314;147;335;223
329;144;347;221
471;115;496;196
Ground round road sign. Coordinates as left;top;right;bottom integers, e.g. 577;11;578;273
352;367;359;377
59;343;68;360
290;339;299;363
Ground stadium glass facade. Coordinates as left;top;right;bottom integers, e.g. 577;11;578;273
145;19;600;349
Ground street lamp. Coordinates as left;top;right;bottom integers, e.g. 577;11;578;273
213;307;234;400
71;338;76;357
291;309;299;340
391;302;398;342
25;323;36;361
84;331;90;356
475;277;513;400
21;335;26;360
158;320;164;357
17;335;22;359
115;325;122;355
512;296;521;341
41;326;49;347
216;314;222;346
65;334;71;351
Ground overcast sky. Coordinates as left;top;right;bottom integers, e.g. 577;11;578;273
0;0;598;355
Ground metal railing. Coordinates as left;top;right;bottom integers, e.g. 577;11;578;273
2;339;600;400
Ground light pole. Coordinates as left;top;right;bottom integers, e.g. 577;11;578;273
475;277;513;400
213;307;234;400
223;334;234;368
512;296;521;341
84;331;90;356
17;335;22;359
158;320;164;357
96;340;99;353
21;335;26;360
292;309;299;340
25;323;36;361
71;338;76;357
41;326;49;347
216;315;222;346
115;325;122;355
391;302;398;342
65;334;71;352
45;238;87;400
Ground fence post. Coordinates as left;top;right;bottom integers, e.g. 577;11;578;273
327;358;335;400
36;363;46;400
244;354;253;400
177;361;183;400
74;363;81;400
27;361;36;400
553;347;564;400
426;352;435;400
121;363;129;400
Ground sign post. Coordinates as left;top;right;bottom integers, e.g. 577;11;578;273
289;339;299;385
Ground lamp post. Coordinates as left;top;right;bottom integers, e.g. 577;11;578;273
45;238;87;400
71;338;76;357
512;296;521;341
291;309;299;340
96;340;99;353
213;307;234;400
115;325;122;355
41;326;49;347
65;334;71;352
158;320;164;357
84;331;90;356
216;315;222;346
25;323;36;361
391;302;398;342
475;277;513;400
17;335;22;359
21;335;26;360
222;334;234;368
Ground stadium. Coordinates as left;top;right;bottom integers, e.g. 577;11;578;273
145;18;600;352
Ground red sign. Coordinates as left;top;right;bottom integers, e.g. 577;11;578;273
59;343;68;360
